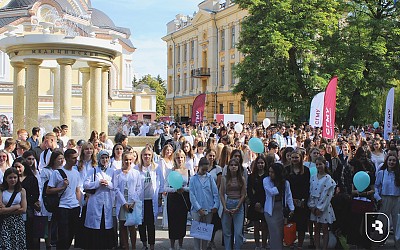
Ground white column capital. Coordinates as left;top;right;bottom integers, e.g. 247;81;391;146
79;67;90;73
10;61;25;68
24;58;43;65
88;61;106;68
56;58;76;66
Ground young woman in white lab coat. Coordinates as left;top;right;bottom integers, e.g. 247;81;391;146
115;151;142;249
83;150;116;249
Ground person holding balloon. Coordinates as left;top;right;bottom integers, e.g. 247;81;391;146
165;149;191;250
134;146;163;250
159;144;174;230
189;157;220;250
347;148;376;249
308;156;336;250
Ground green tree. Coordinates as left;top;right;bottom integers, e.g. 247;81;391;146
137;74;167;118
234;0;400;126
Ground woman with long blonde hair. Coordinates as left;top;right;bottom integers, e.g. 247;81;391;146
134;146;162;250
165;150;191;250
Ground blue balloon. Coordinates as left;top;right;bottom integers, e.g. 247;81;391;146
353;171;370;192
249;137;264;153
309;166;317;176
373;121;379;129
167;171;183;189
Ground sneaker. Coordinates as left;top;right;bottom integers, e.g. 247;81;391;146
141;246;148;250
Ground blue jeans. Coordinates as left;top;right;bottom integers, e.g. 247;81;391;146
221;198;244;250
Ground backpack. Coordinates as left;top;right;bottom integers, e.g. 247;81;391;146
42;169;67;213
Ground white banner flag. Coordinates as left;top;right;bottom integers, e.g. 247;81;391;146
309;92;325;128
384;88;395;140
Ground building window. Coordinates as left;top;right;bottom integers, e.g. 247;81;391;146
189;105;192;117
240;101;245;115
177;45;181;63
183;73;187;92
183;105;186;116
184;43;188;61
229;103;234;113
177;75;181;93
168;76;172;94
231;63;235;85
219;104;224;114
221;29;225;51
168;47;173;66
191;40;195;60
169;107;172;116
221;65;225;86
231;25;236;48
190;77;195;92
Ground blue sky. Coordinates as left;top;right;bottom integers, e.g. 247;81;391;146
91;0;200;81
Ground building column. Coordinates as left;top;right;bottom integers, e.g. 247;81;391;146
11;61;25;137
101;65;110;133
88;62;103;133
52;67;61;118
57;59;75;137
24;58;42;131
80;67;91;139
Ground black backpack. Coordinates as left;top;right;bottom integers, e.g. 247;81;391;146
42;168;67;213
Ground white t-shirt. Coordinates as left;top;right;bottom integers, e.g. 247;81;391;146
48;166;81;209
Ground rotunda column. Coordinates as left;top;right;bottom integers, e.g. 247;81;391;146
101;65;110;133
57;59;76;137
11;61;25;137
52;67;61;118
24;58;42;131
88;62;103;133
80;67;91;139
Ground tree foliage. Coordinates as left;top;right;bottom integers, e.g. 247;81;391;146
134;74;167;118
234;0;400;126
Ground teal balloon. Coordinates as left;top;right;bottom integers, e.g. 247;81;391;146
309;166;317;176
167;171;183;189
353;171;370;192
373;121;379;129
249;137;264;153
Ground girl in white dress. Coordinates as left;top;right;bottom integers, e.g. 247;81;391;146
308;156;336;250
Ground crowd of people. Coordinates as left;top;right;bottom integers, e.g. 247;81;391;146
0;120;399;250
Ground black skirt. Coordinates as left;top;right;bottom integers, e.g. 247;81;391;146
167;192;190;240
84;206;115;249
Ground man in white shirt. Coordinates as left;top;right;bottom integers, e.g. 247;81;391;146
137;122;147;136
38;132;58;170
285;127;297;148
47;149;81;250
122;121;130;136
59;124;69;149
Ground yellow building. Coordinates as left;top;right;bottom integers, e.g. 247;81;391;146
162;0;274;124
0;0;135;138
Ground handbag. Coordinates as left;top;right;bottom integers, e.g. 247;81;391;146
189;220;214;241
32;215;47;238
83;168;97;195
283;222;296;246
351;197;375;214
124;200;143;226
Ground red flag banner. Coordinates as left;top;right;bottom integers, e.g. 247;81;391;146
322;76;338;139
191;93;206;125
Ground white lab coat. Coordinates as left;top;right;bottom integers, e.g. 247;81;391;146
134;164;163;221
114;168;142;220
83;166;115;229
